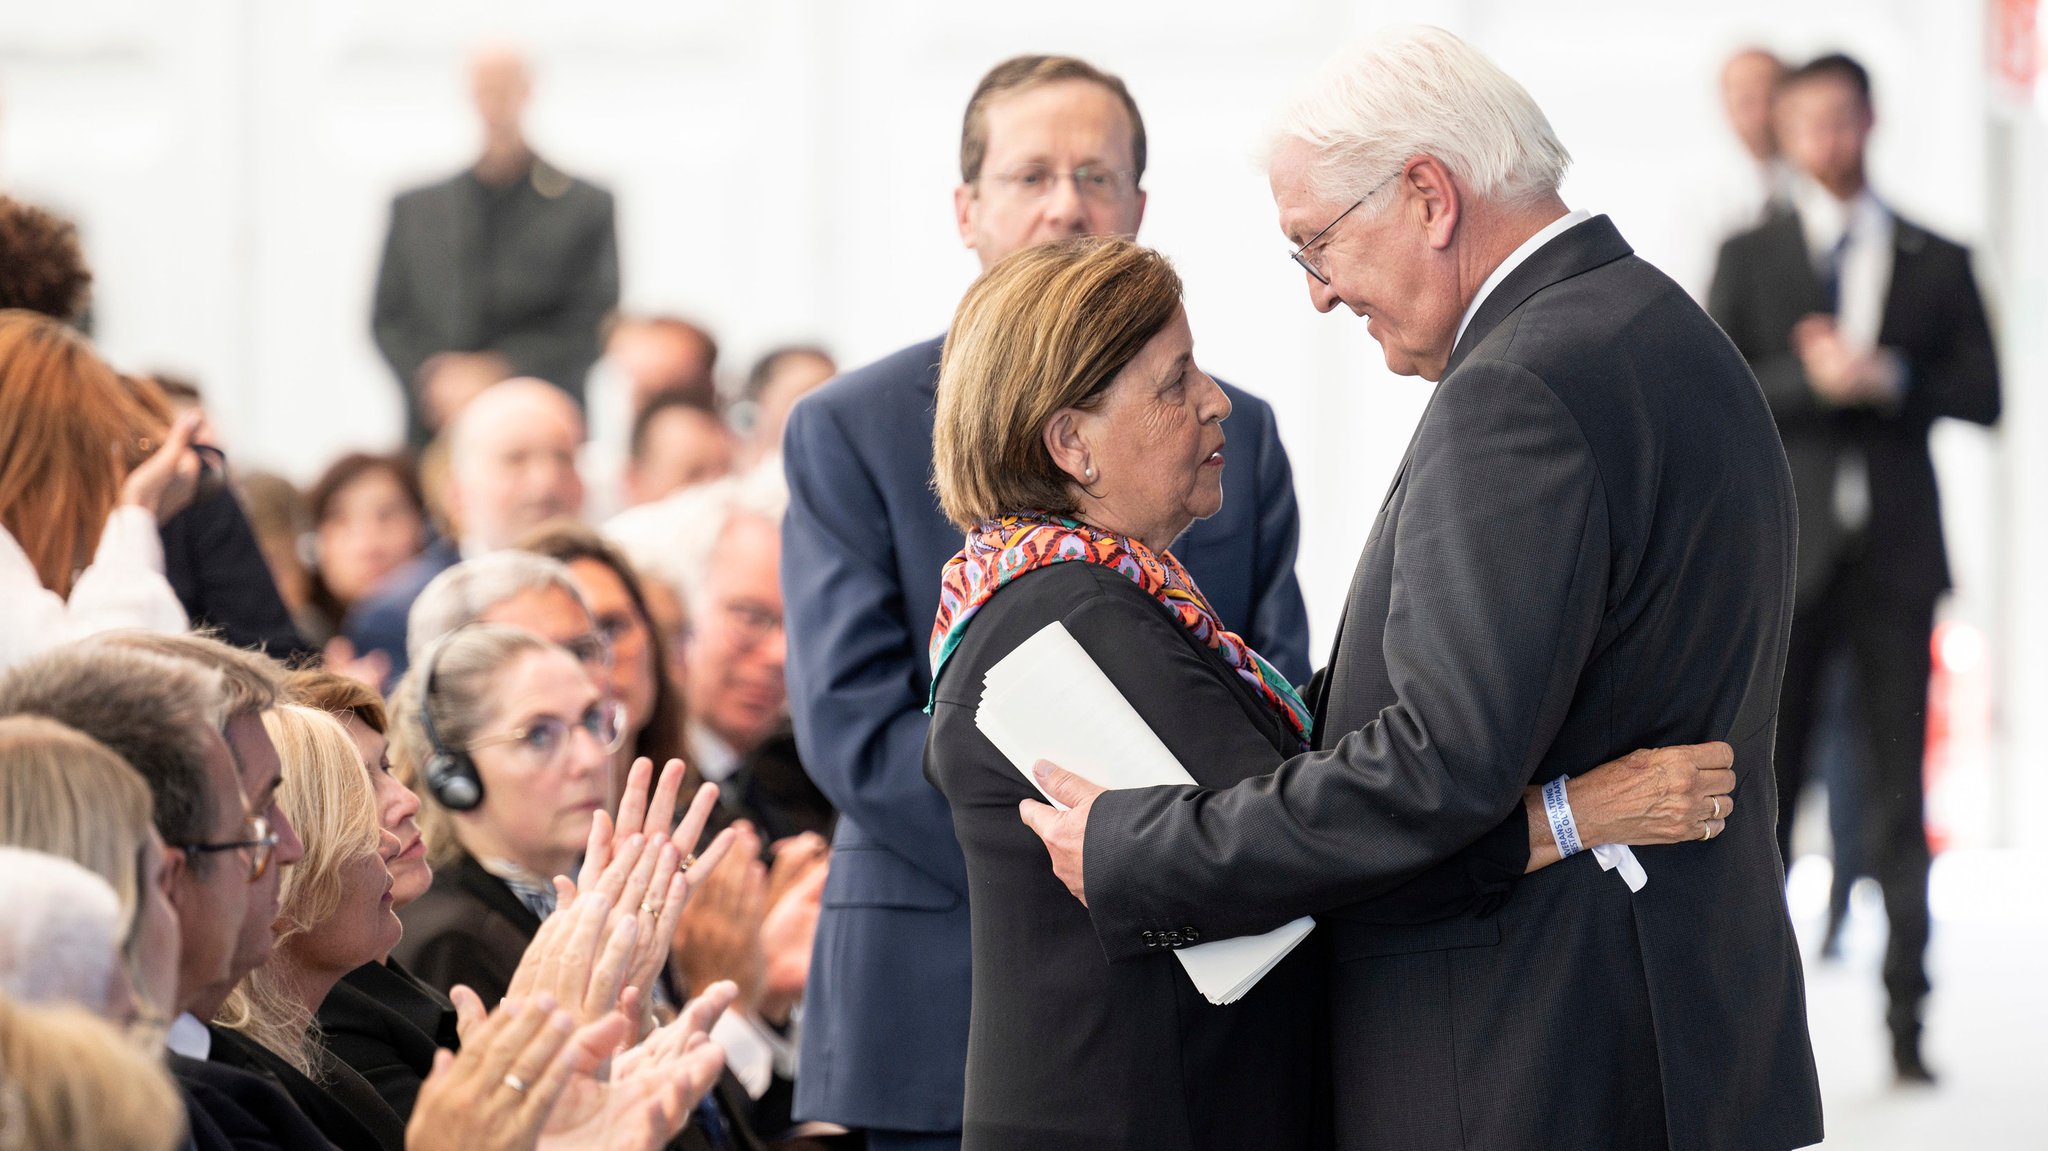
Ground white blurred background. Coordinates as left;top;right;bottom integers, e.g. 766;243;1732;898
4;1;2043;1144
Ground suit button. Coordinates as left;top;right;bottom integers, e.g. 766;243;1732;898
1164;931;1182;946
1182;928;1201;944
1141;930;1156;948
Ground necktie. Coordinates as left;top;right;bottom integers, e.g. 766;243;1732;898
1819;230;1852;313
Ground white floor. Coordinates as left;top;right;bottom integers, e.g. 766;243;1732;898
1791;849;2048;1150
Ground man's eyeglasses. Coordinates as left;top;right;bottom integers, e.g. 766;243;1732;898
1288;167;1402;286
984;164;1136;203
174;814;279;883
468;699;627;763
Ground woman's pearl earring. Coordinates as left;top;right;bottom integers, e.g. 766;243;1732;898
1084;466;1096;481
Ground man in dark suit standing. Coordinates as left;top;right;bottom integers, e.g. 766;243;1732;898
781;55;1312;1151
373;47;619;448
1709;53;2000;1084
1022;27;1822;1150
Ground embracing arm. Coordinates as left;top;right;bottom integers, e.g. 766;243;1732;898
1081;362;1609;959
780;395;968;893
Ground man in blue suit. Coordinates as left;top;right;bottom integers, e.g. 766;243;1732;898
781;55;1311;1151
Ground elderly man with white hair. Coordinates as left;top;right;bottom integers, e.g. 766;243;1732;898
344;377;586;682
1019;26;1822;1151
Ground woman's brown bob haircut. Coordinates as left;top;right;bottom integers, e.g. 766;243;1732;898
932;236;1182;531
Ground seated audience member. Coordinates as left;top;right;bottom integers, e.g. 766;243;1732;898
0;194;95;323
386;624;619;1004
0;311;199;667
0;641;716;1151
518;520;690;800
0;197;302;657
345;377;586;683
212;703;410;1151
402;552;621;741
288;670;452;1118
677;472;833;845
0;993;186;1151
306;455;430;637
237;470;321;641
625;389;737;506
609;314;719;411
0;715;182;1030
0;846;128;1015
737;346;835;466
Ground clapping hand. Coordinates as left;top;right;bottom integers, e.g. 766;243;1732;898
407;994;626;1151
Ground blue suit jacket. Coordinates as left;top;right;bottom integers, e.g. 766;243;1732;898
781;335;1308;1133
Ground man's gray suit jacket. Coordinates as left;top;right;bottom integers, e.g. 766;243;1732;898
1085;216;1824;1151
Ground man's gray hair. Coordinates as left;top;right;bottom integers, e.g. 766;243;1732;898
0;847;123;1011
603;461;788;616
1267;25;1570;212
405;550;591;666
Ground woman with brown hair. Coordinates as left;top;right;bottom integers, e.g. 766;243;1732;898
0;309;203;667
516;519;689;808
304;453;431;642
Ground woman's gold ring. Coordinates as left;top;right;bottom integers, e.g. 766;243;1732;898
679;853;698;873
502;1074;528;1093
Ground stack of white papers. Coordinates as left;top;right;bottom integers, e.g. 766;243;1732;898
974;620;1315;1005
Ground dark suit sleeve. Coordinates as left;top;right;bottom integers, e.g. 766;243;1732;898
780;397;968;893
490;191;620;394
1084;362;1605;961
371;196;435;403
1707;234;1830;428
1896;243;2000;427
1242;402;1313;687
160;489;307;657
1044;579;1525;932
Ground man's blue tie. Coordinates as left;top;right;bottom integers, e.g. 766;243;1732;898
693;1093;732;1150
1820;231;1852;314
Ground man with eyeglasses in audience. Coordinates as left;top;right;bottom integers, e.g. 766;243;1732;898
0;641;332;1151
780;54;1311;1151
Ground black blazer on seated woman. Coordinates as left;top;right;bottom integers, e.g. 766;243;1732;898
391;848;542;1008
319;957;460;1119
206;1023;407;1151
925;562;1528;1151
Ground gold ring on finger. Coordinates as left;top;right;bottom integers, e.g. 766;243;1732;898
1710;796;1722;820
679;853;698;872
640;900;660;915
1698;822;1712;842
502;1073;528;1094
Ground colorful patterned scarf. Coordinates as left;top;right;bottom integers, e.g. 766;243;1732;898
928;513;1312;749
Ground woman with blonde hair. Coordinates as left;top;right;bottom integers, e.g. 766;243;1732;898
0;992;185;1151
0;714;180;1033
212;702;408;1151
0;310;205;668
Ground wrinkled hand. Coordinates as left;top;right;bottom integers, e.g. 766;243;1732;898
499;888;640;1033
118;409;205;523
571;981;737;1151
1017;761;1105;908
408;994;620;1151
757;846;828;1025
1562;742;1737;849
672;822;767;1008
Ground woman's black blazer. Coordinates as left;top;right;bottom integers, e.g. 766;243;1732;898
925;561;1526;1151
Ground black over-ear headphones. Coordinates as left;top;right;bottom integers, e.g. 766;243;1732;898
418;625;484;812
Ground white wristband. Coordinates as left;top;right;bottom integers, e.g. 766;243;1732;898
1541;775;1585;858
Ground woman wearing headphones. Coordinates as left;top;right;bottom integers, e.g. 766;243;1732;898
386;623;623;1005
